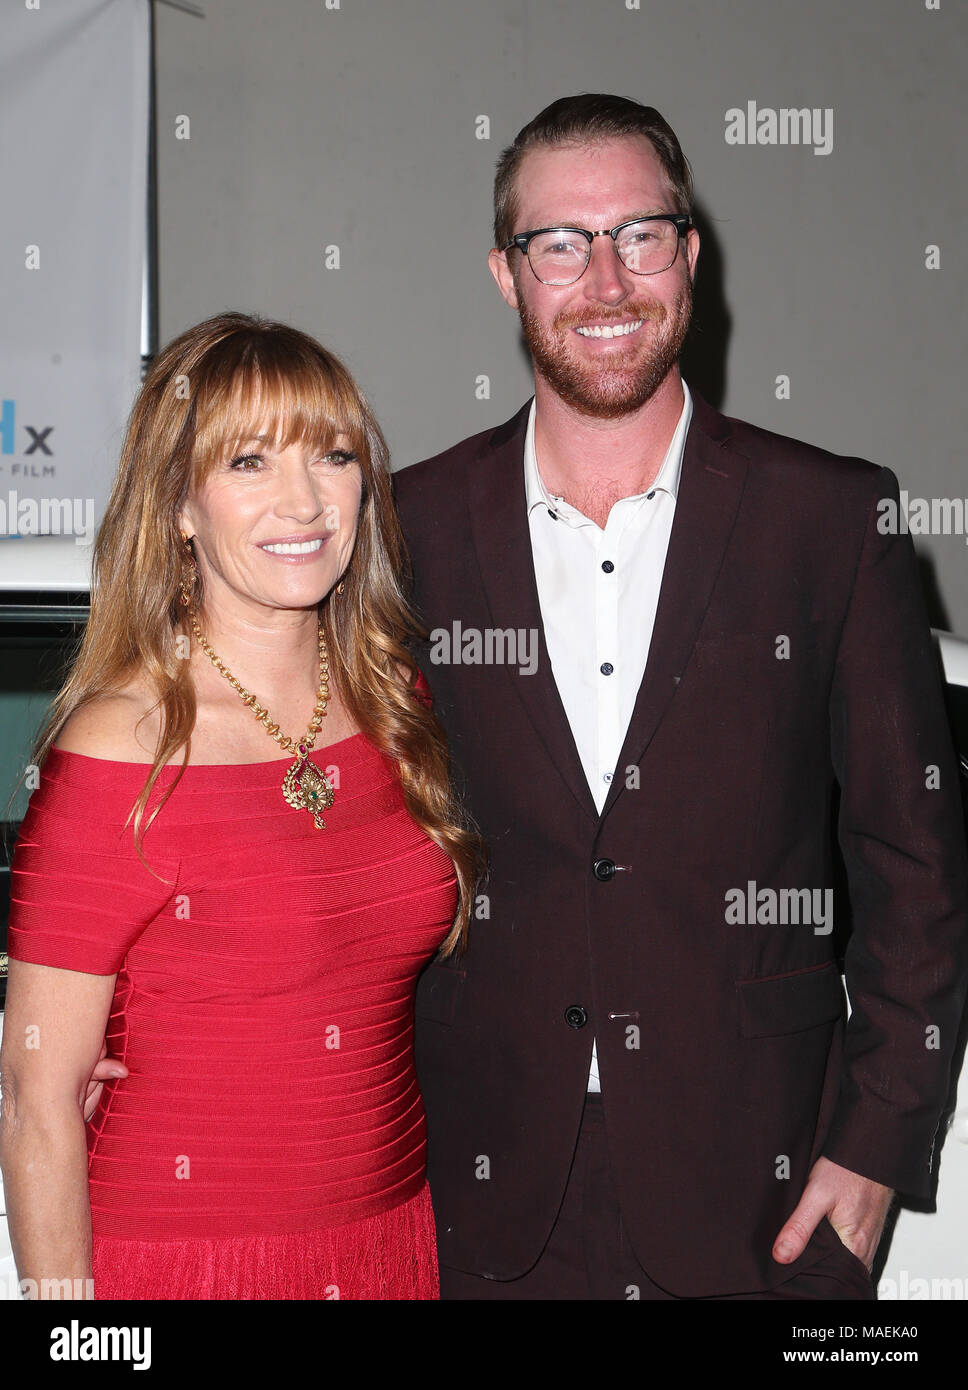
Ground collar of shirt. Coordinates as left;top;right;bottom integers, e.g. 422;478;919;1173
523;378;693;528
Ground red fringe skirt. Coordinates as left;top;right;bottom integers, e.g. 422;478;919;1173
91;1182;439;1301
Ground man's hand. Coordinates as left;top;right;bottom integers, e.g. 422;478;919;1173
83;1043;128;1123
773;1156;894;1271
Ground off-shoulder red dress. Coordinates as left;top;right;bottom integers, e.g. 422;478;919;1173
7;725;457;1300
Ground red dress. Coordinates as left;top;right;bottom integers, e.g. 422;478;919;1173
7;726;457;1300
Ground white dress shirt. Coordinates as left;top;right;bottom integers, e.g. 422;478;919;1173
523;380;694;1091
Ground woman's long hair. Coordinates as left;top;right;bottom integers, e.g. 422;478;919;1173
27;312;485;955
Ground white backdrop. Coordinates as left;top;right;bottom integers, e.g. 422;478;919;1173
0;0;148;540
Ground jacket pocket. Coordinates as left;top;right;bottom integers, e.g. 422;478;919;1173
737;960;845;1038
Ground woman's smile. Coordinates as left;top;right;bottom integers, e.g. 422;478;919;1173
257;532;331;560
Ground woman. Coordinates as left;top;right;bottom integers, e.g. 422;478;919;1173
0;312;482;1300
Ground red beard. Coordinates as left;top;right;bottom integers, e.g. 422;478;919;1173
517;279;693;419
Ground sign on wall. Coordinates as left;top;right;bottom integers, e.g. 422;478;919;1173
0;0;148;545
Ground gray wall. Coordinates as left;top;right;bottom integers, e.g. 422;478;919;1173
155;0;966;629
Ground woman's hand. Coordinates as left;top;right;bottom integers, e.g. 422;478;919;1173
84;1042;129;1123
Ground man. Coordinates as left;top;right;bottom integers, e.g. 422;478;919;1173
391;94;968;1299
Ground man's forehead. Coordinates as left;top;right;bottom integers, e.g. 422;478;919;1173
514;136;675;226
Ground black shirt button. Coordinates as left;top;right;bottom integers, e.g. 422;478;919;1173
600;662;613;675
593;858;616;881
565;1005;588;1029
601;560;615;573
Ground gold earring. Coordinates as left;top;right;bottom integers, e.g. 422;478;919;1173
179;533;198;608
336;581;345;595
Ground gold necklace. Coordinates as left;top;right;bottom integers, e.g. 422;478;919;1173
187;607;336;829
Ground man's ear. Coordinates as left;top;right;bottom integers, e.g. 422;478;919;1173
684;225;700;283
488;247;520;310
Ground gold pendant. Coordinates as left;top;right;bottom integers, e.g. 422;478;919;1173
281;747;335;829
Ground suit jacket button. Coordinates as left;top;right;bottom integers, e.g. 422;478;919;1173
565;1005;588;1029
593;857;616;881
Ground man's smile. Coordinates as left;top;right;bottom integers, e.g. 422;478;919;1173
573;318;645;339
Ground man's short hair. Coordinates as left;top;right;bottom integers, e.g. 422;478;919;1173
493;93;694;251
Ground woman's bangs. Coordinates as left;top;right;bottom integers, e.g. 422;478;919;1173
190;353;367;482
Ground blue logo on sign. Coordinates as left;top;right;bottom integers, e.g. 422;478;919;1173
0;399;54;456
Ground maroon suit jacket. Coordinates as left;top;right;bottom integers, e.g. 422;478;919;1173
394;388;968;1296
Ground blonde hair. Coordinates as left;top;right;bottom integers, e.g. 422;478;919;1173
27;312;484;954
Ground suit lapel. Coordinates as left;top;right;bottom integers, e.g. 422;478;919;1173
467;400;599;824
466;390;750;829
598;393;749;823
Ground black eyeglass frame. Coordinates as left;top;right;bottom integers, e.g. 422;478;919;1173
503;213;694;282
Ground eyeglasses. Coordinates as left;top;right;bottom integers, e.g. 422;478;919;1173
504;214;692;286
